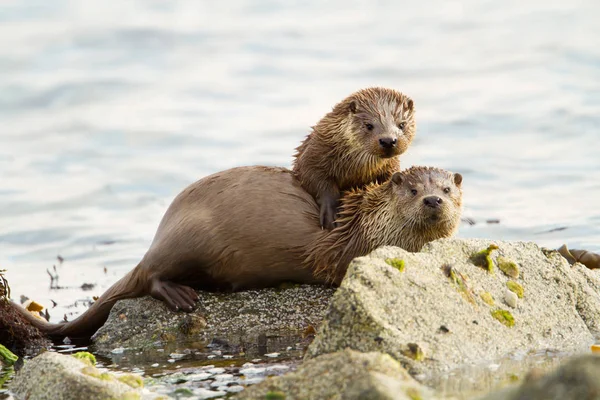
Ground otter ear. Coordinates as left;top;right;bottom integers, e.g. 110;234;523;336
405;98;414;112
453;173;463;187
391;172;403;186
349;100;358;114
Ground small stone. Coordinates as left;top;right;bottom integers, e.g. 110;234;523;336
110;347;125;354
241;367;266;375
507;280;524;298
504;289;518;308
265;352;280;358
207;367;226;374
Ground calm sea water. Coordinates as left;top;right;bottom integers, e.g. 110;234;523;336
1;0;599;323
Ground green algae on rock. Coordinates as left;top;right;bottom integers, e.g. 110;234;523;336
0;344;18;366
9;351;143;400
491;309;515;327
401;343;425;361
386;258;406;273
506;281;524;299
480;292;495;306
72;351;96;366
265;390;287;400
470;244;499;272
306;238;600;393
236;349;438;400
497;256;520;279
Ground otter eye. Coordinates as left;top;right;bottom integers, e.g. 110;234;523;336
398;122;406;130
443;187;451;194
411;189;418;196
365;123;374;131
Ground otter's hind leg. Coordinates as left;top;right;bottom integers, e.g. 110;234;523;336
148;278;199;312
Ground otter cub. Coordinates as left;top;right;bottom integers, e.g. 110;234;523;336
307;166;463;283
13;165;461;340
293;87;416;229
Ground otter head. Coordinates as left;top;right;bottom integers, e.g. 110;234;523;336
391;166;463;237
343;87;416;159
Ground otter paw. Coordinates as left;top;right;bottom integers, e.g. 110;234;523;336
319;202;338;230
149;280;199;312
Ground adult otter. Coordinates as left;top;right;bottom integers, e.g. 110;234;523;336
14;166;462;340
293;87;416;229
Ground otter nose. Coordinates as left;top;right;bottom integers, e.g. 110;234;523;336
423;196;443;208
379;137;397;149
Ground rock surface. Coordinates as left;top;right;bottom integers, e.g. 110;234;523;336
235;349;438;400
92;285;334;356
306;238;600;388
478;354;600;400
9;351;143;400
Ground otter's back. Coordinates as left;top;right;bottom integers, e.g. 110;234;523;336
147;166;323;288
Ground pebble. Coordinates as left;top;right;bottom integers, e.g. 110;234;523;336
264;352;280;358
169;353;186;360
207;355;217;359
242;376;264;385
188;372;213;381
110;347;125;354
240;367;266;375
226;385;244;393
196;388;227;399
151;363;159;367
504;289;518;308
207;367;226;374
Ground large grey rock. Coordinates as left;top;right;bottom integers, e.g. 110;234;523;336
9;351;143;400
477;354;600;400
306;239;600;386
92;285;334;356
235;349;438;400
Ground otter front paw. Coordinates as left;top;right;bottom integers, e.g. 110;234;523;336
319;199;339;230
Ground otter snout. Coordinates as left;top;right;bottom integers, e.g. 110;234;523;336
378;137;397;149
423;196;443;208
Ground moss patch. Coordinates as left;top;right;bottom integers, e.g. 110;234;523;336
406;387;423;400
491;309;515;327
497;256;520;279
480;292;495;306
0;344;18;366
120;392;141;400
385;258;405;273
118;374;144;389
173;388;194;397
401;343;424;361
506;280;524;298
72;351;96;366
470;244;499;272
265;391;286;400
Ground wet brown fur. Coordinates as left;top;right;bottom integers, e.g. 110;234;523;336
293;87;416;228
12;165;461;340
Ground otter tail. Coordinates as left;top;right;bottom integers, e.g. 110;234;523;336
11;263;146;340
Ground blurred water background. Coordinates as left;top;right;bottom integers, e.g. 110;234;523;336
1;0;599;322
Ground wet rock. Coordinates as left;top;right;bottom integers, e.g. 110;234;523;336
306;239;600;390
477;354;600;400
235;349;437;400
92;285;334;356
9;351;143;400
0;300;51;357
